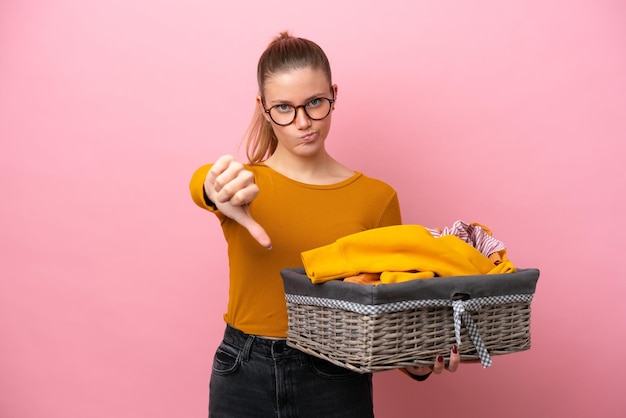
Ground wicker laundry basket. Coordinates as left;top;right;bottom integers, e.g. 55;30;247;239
281;267;540;373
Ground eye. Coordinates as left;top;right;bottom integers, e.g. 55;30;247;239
274;104;294;113
307;98;322;108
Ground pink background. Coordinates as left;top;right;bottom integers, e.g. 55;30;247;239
2;1;625;417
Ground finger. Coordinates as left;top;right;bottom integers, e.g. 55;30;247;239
213;166;256;204
219;172;258;206
234;205;272;249
209;155;249;197
447;345;460;373
432;355;445;374
207;155;235;193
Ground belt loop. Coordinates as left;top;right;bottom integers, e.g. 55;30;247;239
241;335;255;363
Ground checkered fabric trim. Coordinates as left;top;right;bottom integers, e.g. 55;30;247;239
452;299;492;367
284;293;533;368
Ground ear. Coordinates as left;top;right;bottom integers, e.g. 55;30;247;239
257;95;272;122
332;84;338;108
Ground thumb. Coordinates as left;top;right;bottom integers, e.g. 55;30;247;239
233;206;273;249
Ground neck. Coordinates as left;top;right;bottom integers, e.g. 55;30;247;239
264;150;353;185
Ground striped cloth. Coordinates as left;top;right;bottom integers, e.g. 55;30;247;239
426;220;506;258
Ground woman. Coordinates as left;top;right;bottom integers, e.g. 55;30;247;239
190;32;459;418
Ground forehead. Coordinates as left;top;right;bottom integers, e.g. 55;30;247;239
263;67;330;103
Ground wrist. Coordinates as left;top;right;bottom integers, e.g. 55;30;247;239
202;185;217;210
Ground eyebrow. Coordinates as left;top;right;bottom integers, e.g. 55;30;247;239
266;92;329;106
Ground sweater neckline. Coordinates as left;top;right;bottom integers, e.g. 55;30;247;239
255;162;363;189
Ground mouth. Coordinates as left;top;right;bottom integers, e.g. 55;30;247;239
300;132;317;142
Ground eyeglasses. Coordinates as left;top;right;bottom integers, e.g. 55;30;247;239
262;97;335;126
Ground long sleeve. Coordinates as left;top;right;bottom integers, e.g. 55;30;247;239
189;164;218;211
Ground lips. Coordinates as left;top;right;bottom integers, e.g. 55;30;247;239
300;132;317;141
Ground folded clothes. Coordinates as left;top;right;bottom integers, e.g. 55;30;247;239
302;222;515;284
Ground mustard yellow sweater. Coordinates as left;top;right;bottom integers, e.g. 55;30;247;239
301;224;515;284
190;163;401;337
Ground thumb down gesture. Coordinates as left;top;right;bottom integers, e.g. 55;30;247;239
204;155;272;249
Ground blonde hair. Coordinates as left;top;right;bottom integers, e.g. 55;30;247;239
244;32;333;164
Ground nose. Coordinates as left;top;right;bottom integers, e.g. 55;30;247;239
293;106;312;129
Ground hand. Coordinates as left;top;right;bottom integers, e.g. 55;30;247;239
204;155;272;249
407;345;460;377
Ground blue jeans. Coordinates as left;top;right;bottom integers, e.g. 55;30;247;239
209;325;374;418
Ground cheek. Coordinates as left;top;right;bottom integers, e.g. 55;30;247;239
317;118;332;137
272;125;292;142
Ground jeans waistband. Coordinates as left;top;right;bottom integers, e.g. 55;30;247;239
222;325;298;359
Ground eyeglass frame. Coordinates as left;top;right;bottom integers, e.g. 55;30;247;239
261;94;336;126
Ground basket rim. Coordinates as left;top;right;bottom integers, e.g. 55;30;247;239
281;267;540;305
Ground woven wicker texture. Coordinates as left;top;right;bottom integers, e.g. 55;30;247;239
286;300;532;373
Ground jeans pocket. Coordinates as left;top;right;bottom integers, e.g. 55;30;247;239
307;355;360;380
211;342;241;376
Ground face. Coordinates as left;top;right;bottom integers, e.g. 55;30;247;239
258;67;337;159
